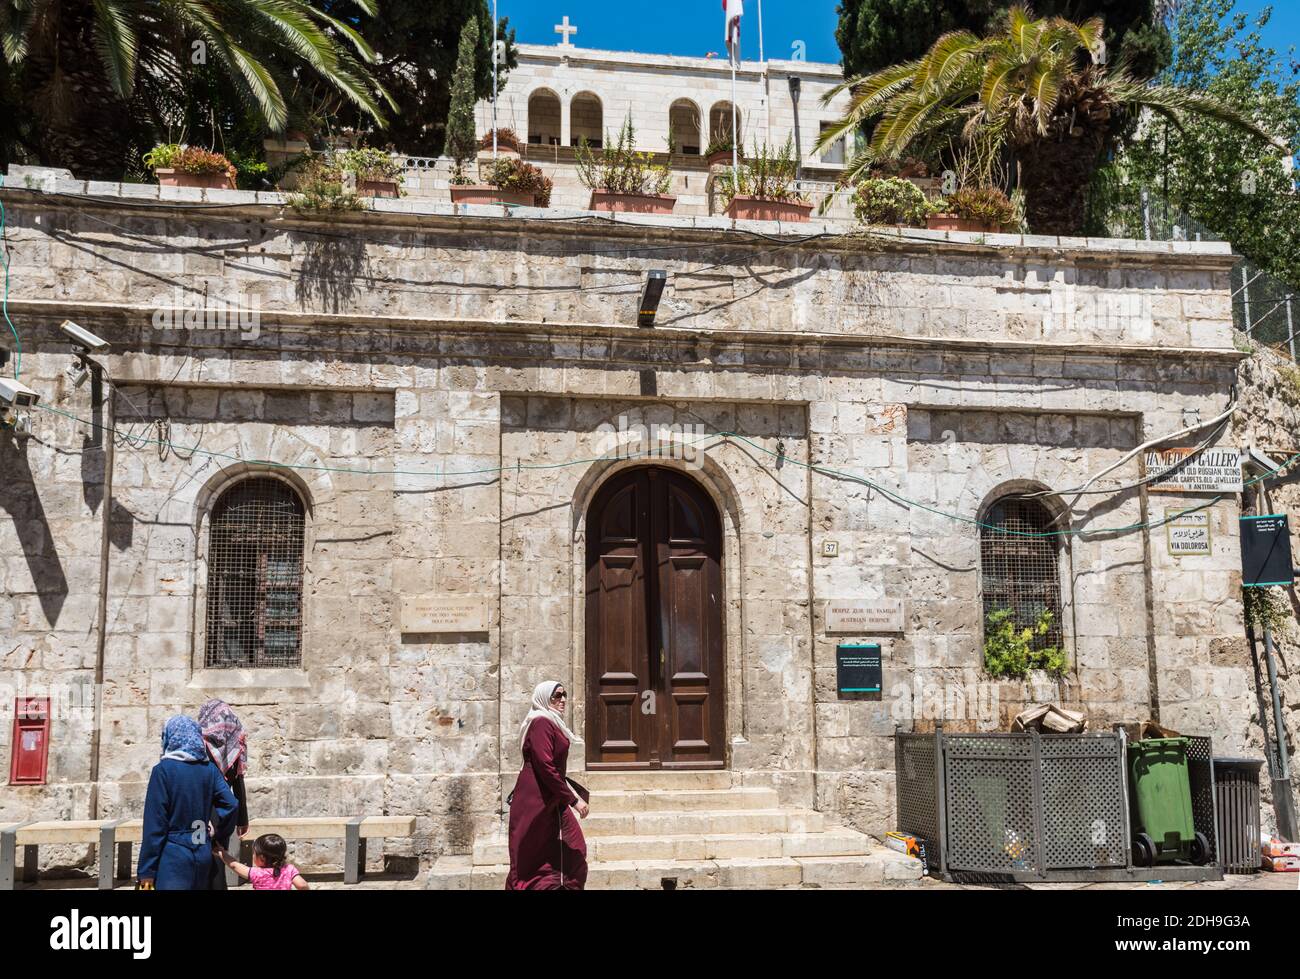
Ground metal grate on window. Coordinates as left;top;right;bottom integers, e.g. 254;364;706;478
205;477;306;668
980;498;1063;650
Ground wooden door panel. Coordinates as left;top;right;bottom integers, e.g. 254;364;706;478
586;473;653;768
586;467;724;769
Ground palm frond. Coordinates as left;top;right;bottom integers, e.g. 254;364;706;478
90;0;138;98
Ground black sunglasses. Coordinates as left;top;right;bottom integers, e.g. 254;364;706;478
552;690;568;700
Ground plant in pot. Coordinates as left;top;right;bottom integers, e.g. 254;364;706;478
145;144;237;190
576;118;674;214
716;137;811;222
479;128;522;155
851;175;936;227
334;147;404;198
928;186;1017;233
704;132;741;168
284;156;365;213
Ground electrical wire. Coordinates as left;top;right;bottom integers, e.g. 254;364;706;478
1016;399;1239;501
33;399;1232;540
0;174;21;377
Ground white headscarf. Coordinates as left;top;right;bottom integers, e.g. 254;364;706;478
519;680;579;752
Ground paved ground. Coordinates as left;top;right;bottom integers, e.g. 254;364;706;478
19;869;1297;891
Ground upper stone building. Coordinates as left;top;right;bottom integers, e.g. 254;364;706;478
375;36;862;221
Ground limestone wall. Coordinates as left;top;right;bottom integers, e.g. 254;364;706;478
0;183;1256;867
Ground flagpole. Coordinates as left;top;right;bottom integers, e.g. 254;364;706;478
492;0;499;161
757;0;764;64
731;50;738;175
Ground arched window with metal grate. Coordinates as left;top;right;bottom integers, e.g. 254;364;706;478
979;496;1064;652
204;477;306;668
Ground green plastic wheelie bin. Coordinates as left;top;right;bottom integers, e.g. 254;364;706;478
1127;738;1211;866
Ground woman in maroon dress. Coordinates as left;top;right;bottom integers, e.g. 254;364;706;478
506;680;590;890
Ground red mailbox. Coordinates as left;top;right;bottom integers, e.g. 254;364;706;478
9;697;50;785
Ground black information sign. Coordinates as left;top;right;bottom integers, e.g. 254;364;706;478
1240;513;1294;587
837;643;882;694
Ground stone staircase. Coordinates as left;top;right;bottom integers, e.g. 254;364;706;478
427;771;925;889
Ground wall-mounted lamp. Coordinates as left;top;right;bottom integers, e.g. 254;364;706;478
639;270;667;327
788;76;802;101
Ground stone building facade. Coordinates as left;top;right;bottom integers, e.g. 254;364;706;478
0;172;1266;872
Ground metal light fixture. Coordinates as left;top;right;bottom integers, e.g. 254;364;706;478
788;75;801;101
638;270;667;327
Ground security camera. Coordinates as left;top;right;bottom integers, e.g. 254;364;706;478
0;377;40;408
60;320;110;353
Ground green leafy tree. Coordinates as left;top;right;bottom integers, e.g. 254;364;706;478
335;0;517;156
1089;0;1300;290
0;0;391;178
817;5;1271;235
445;14;480;180
836;0;1170;79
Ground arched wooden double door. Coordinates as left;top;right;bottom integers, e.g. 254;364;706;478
585;467;725;769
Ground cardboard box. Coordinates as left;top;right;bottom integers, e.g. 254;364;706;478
1261;853;1300;872
1262;839;1300;859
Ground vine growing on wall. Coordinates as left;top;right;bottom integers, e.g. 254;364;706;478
1243;586;1292;637
983;608;1069;679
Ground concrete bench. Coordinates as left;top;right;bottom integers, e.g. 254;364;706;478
1;815;414;889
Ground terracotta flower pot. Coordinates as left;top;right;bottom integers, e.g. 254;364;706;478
155;168;235;190
450;185;536;207
927;214;1005;233
589;191;676;215
725;196;813;223
707;149;740;168
358;178;401;198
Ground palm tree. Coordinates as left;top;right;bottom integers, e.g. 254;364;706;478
1;0;393;178
817;4;1274;235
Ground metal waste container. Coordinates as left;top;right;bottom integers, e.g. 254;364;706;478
1214;758;1264;873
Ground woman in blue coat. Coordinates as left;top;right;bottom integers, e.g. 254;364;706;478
136;716;239;890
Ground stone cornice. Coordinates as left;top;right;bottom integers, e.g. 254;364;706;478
7;299;1248;366
2;184;1242;273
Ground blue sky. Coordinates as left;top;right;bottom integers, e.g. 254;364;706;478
499;1;1298;69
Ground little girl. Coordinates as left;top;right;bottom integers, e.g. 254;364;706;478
214;833;309;890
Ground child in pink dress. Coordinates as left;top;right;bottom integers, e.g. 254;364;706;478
214;833;309;890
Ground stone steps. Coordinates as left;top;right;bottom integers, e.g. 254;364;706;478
473;828;877;864
588;787;780;813
429;850;924;890
429;769;925;890
582;807;825;837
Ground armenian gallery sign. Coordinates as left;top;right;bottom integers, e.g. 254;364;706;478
1143;447;1243;493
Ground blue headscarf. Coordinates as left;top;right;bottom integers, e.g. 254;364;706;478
160;715;207;762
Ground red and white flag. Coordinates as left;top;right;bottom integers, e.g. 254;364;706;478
723;0;743;63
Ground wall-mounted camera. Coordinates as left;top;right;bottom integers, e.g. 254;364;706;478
0;376;40;409
0;376;40;436
60;320;110;353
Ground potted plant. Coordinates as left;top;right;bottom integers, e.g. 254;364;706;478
334;147;404;197
576;118;675;214
145;144;237;190
852;176;936;227
927;186;1017;233
705;133;741;168
452;157;553;207
283;156;365;213
479;128;522;155
717;137;811;222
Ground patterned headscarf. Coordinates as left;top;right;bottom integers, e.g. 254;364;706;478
198;699;248;776
518;680;579;751
160;716;207;762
